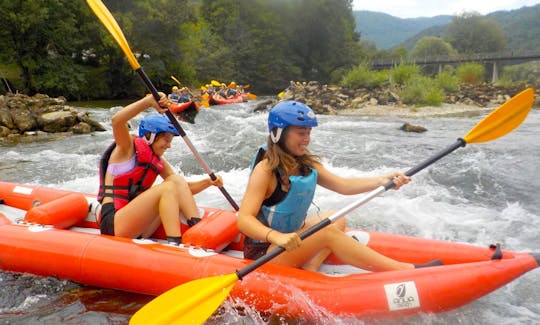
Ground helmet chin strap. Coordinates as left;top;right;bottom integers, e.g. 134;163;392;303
144;133;156;145
270;128;283;143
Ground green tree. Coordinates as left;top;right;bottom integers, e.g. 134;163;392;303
286;0;361;82
0;0;90;95
446;12;507;54
199;0;363;92
376;46;408;64
411;36;458;75
411;36;457;59
120;0;202;89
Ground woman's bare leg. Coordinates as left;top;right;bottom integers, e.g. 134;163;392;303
166;175;199;220
271;220;413;272
114;175;199;238
301;212;346;272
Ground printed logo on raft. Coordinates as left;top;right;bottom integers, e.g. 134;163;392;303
384;281;420;311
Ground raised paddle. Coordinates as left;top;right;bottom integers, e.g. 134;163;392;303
86;0;239;211
130;87;535;325
171;75;182;86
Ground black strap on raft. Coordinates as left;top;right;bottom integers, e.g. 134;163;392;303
489;242;503;260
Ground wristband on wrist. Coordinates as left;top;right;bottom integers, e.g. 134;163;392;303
265;229;274;242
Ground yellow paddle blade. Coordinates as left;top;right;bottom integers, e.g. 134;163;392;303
86;0;140;70
464;88;534;144
171;75;182;86
130;273;239;325
211;80;221;86
247;93;257;100
277;91;284;99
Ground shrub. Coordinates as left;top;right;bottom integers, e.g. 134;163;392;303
390;64;421;86
435;71;459;93
399;76;445;106
500;61;540;83
340;64;388;89
456;62;485;85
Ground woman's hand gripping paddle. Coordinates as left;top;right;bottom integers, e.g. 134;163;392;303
130;88;534;325
86;0;239;210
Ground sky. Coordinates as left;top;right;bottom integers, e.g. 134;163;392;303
352;0;539;18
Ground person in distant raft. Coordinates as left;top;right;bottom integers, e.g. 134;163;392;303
168;86;180;102
178;87;191;103
97;93;223;245
237;101;442;271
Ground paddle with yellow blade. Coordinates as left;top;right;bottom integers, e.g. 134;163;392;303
246;92;257;100
241;84;258;100
170;75;182;86
171;75;196;98
130;87;535;325
86;0;239;211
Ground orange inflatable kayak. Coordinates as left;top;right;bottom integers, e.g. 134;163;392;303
0;181;538;320
209;94;245;105
168;100;199;114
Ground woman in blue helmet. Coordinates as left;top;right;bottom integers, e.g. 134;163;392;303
97;93;222;245
238;101;441;271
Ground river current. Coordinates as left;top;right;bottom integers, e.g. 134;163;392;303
1;99;539;324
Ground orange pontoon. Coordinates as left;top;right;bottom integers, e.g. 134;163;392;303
0;181;537;320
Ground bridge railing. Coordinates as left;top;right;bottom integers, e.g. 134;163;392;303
370;51;540;68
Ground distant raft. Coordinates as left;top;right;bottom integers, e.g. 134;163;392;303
168;100;199;114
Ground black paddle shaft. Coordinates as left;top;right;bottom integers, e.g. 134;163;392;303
383;138;467;190
135;68;240;211
237;138;468;279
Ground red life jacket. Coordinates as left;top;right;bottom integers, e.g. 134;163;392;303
98;137;164;211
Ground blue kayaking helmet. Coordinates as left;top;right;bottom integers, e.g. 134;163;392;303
268;101;318;143
139;114;179;144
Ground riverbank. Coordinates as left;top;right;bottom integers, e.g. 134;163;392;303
277;81;539;117
336;103;496;118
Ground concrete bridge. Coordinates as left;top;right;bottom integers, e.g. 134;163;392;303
370;51;540;82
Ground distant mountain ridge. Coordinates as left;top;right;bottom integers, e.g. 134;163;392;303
355;5;540;52
401;5;540;52
353;10;452;49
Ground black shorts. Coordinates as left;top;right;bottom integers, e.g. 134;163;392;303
99;202;116;236
243;237;270;260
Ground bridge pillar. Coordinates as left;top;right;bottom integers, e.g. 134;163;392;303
491;62;499;82
438;64;443;74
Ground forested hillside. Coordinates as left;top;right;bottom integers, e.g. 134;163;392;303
353;11;451;49
489;5;540;52
391;4;540;52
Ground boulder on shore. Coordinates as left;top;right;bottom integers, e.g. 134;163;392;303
0;93;105;140
278;81;539;115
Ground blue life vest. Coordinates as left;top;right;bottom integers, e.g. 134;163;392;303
179;94;190;103
226;89;237;97
170;92;180;102
250;147;317;234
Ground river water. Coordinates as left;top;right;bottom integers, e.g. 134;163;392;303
1;99;539;324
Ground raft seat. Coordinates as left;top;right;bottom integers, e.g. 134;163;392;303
0;182;73;210
24;193;89;229
182;209;241;252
